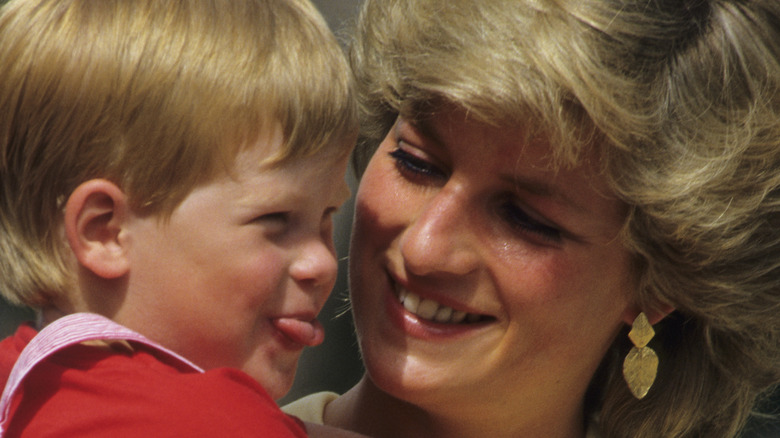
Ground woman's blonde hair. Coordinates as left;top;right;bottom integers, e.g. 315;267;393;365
350;0;780;436
0;0;357;307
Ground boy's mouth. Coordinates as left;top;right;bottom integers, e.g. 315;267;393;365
272;317;325;347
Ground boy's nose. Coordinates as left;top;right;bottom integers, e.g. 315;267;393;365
289;238;339;292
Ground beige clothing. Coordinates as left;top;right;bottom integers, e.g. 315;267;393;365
283;391;339;425
283;391;601;437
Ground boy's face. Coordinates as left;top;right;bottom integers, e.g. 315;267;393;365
117;128;351;399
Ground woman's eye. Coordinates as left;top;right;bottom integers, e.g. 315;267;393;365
389;147;447;180
498;201;562;243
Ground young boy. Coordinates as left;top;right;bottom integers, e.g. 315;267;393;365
0;0;361;436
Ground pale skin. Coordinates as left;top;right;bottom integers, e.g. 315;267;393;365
323;109;670;438
56;125;368;438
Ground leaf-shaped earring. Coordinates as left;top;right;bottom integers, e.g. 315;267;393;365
622;312;658;399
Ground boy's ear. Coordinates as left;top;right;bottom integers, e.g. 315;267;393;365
64;179;131;279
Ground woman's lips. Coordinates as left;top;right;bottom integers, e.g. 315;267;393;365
383;273;497;340
396;285;492;324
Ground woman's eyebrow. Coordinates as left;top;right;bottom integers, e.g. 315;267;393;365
396;117;439;146
403;115;609;218
499;173;590;215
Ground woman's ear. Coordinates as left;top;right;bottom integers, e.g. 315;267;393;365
64;179;131;279
622;302;676;326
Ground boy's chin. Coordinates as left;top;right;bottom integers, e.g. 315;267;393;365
248;362;299;400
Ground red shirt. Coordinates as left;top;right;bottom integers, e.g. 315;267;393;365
0;323;307;437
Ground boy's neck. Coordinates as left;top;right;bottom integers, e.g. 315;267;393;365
39;306;70;329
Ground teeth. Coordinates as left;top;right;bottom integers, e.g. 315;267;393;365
397;287;484;324
403;292;419;313
451;310;467;323
433;306;452;323
416;298;440;320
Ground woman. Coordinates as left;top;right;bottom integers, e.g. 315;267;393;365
285;0;780;436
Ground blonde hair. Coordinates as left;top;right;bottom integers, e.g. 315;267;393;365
350;0;780;436
0;0;357;307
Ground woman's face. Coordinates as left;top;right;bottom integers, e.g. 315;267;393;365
348;108;636;426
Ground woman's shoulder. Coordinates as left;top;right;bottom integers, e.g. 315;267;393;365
283;391;341;424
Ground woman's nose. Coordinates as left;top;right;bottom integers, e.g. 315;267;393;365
400;187;480;277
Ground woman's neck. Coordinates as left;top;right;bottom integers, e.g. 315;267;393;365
324;376;587;438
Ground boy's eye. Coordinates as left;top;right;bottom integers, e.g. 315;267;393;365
254;212;290;234
258;212;289;223
497;199;562;244
389;147;447;180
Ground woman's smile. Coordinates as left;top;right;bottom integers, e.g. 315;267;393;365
382;269;499;340
397;287;493;325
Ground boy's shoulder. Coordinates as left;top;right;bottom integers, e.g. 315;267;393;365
1;315;306;437
12;346;304;436
0;323;37;390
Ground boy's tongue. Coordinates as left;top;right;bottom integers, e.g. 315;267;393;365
272;318;325;347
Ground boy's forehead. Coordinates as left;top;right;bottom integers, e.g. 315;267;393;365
224;146;351;208
229;136;350;182
236;142;350;173
231;120;354;169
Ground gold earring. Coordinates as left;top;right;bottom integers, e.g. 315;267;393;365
622;312;658;399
